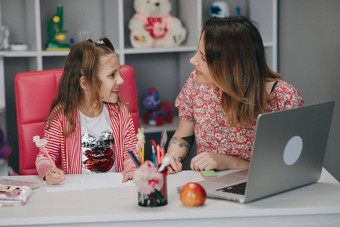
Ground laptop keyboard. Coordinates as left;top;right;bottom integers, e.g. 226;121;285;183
216;182;247;195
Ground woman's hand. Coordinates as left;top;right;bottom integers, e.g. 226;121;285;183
190;152;221;171
190;152;250;171
166;119;195;174
167;155;183;173
44;166;65;185
122;170;135;182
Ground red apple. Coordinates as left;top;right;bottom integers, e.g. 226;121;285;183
180;182;207;206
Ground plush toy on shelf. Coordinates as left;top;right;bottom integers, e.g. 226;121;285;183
211;1;230;18
0;26;10;50
128;0;187;48
142;87;174;126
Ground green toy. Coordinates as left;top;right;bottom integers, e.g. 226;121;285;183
45;4;70;51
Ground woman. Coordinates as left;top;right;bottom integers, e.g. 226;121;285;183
167;16;304;172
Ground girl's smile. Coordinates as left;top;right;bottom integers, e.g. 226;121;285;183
98;53;123;104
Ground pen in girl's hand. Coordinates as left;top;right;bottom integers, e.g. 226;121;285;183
45;166;65;185
33;135;56;167
128;150;141;167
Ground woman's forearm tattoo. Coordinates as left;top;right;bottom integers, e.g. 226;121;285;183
168;136;192;162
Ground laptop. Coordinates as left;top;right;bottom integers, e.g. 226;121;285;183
179;101;335;203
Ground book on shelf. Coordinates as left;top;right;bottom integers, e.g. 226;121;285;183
0;184;32;207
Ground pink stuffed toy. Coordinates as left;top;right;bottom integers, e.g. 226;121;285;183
128;0;187;48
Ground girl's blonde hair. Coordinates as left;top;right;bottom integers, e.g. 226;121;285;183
203;16;281;126
46;37;119;137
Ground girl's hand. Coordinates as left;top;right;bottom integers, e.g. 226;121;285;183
122;170;135;182
167;156;183;174
44;166;65;185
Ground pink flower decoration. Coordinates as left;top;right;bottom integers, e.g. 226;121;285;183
133;160;164;194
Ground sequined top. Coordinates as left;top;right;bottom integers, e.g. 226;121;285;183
35;103;138;179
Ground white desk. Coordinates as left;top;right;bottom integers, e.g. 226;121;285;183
0;169;340;227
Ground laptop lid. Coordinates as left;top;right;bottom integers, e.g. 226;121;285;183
244;101;335;202
191;101;334;203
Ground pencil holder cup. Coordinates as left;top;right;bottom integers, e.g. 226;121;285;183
133;161;168;207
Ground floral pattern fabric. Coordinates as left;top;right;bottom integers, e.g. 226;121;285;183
176;72;304;161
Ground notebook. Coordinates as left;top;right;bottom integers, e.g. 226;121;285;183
179;101;335;203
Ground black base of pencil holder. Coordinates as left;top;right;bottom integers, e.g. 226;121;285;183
138;174;167;207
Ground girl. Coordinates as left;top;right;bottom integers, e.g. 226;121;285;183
167;16;304;172
36;38;138;184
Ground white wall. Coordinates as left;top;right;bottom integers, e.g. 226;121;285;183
279;0;340;181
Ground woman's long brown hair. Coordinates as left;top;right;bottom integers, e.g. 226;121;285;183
203;16;281;126
45;37;117;137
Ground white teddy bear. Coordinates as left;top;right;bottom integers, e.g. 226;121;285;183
129;0;187;48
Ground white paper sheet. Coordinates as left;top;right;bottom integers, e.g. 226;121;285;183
44;172;134;192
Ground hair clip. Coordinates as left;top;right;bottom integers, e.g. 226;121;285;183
96;40;105;45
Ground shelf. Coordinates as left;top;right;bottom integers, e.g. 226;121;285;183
0;51;38;57
140;116;179;134
42;51;70;56
263;42;274;47
0;104;5;114
0;159;8;176
1;43;274;56
124;46;197;55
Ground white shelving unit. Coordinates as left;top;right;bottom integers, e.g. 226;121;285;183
141;116;180;134
0;159;8;176
0;104;5;137
0;0;277;161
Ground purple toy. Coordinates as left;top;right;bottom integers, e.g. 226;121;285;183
142;87;174;126
0;129;12;159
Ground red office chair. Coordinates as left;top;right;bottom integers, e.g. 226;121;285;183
15;65;140;175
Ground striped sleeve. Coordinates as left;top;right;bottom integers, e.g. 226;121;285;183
120;104;139;174
35;112;63;179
